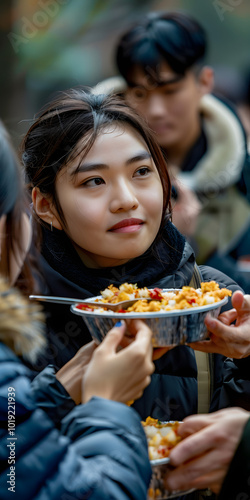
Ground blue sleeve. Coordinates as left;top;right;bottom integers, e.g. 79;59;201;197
0;351;151;500
30;364;75;426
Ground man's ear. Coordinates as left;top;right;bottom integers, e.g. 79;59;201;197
32;187;63;231
198;66;214;96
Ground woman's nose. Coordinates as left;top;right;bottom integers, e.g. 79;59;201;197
110;181;139;213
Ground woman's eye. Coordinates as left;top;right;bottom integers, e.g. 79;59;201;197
82;177;105;187
134;167;151;177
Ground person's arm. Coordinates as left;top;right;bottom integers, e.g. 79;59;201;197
30;364;76;426
60;397;152;500
189;291;250;358
1;320;154;499
30;341;97;426
1;383;152;500
31;319;155;425
164;408;250;495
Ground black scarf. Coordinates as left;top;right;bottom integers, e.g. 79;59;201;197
41;220;195;297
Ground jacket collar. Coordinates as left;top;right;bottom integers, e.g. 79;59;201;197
178;93;247;192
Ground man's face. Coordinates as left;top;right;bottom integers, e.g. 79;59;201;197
125;62;204;153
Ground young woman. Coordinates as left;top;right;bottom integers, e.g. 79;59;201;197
22;88;248;422
0;119;154;499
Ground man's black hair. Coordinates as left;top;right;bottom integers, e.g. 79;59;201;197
116;11;207;84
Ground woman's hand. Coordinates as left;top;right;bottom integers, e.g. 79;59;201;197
165;408;250;494
56;341;96;404
118;319;174;360
189;291;250;358
82;320;155;404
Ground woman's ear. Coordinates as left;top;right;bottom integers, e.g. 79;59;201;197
198;66;214;96
32;187;63;230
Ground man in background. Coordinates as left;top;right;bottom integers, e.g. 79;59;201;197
99;11;250;291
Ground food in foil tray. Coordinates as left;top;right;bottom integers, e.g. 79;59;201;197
75;281;232;314
142;417;182;461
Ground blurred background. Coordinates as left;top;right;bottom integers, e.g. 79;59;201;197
1;0;250;147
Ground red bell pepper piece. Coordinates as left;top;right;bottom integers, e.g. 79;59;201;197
149;288;163;300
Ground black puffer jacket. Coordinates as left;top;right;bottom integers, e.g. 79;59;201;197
35;221;249;421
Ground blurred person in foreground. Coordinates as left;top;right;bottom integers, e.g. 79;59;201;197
98;10;250;292
0;119;154;499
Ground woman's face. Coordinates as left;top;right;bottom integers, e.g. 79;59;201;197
0;213;32;285
52;124;164;268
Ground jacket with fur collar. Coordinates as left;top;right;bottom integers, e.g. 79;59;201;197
182;93;250;260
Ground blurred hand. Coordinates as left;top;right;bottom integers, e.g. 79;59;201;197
82;320;155;404
189;291;250;358
165;408;249;494
56;341;96;404
171;181;201;238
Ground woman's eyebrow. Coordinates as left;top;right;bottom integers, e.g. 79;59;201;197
70;151;152;176
70;163;108;176
125;151;152;165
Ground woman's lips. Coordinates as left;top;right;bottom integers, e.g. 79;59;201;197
108;218;144;233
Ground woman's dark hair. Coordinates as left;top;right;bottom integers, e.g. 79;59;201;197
116;11;207;84
22;87;171;231
0;120;36;294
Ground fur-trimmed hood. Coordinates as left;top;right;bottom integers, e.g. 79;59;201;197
179;93;246;192
0;279;46;363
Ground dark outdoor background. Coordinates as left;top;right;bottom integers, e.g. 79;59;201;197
1;0;250;147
